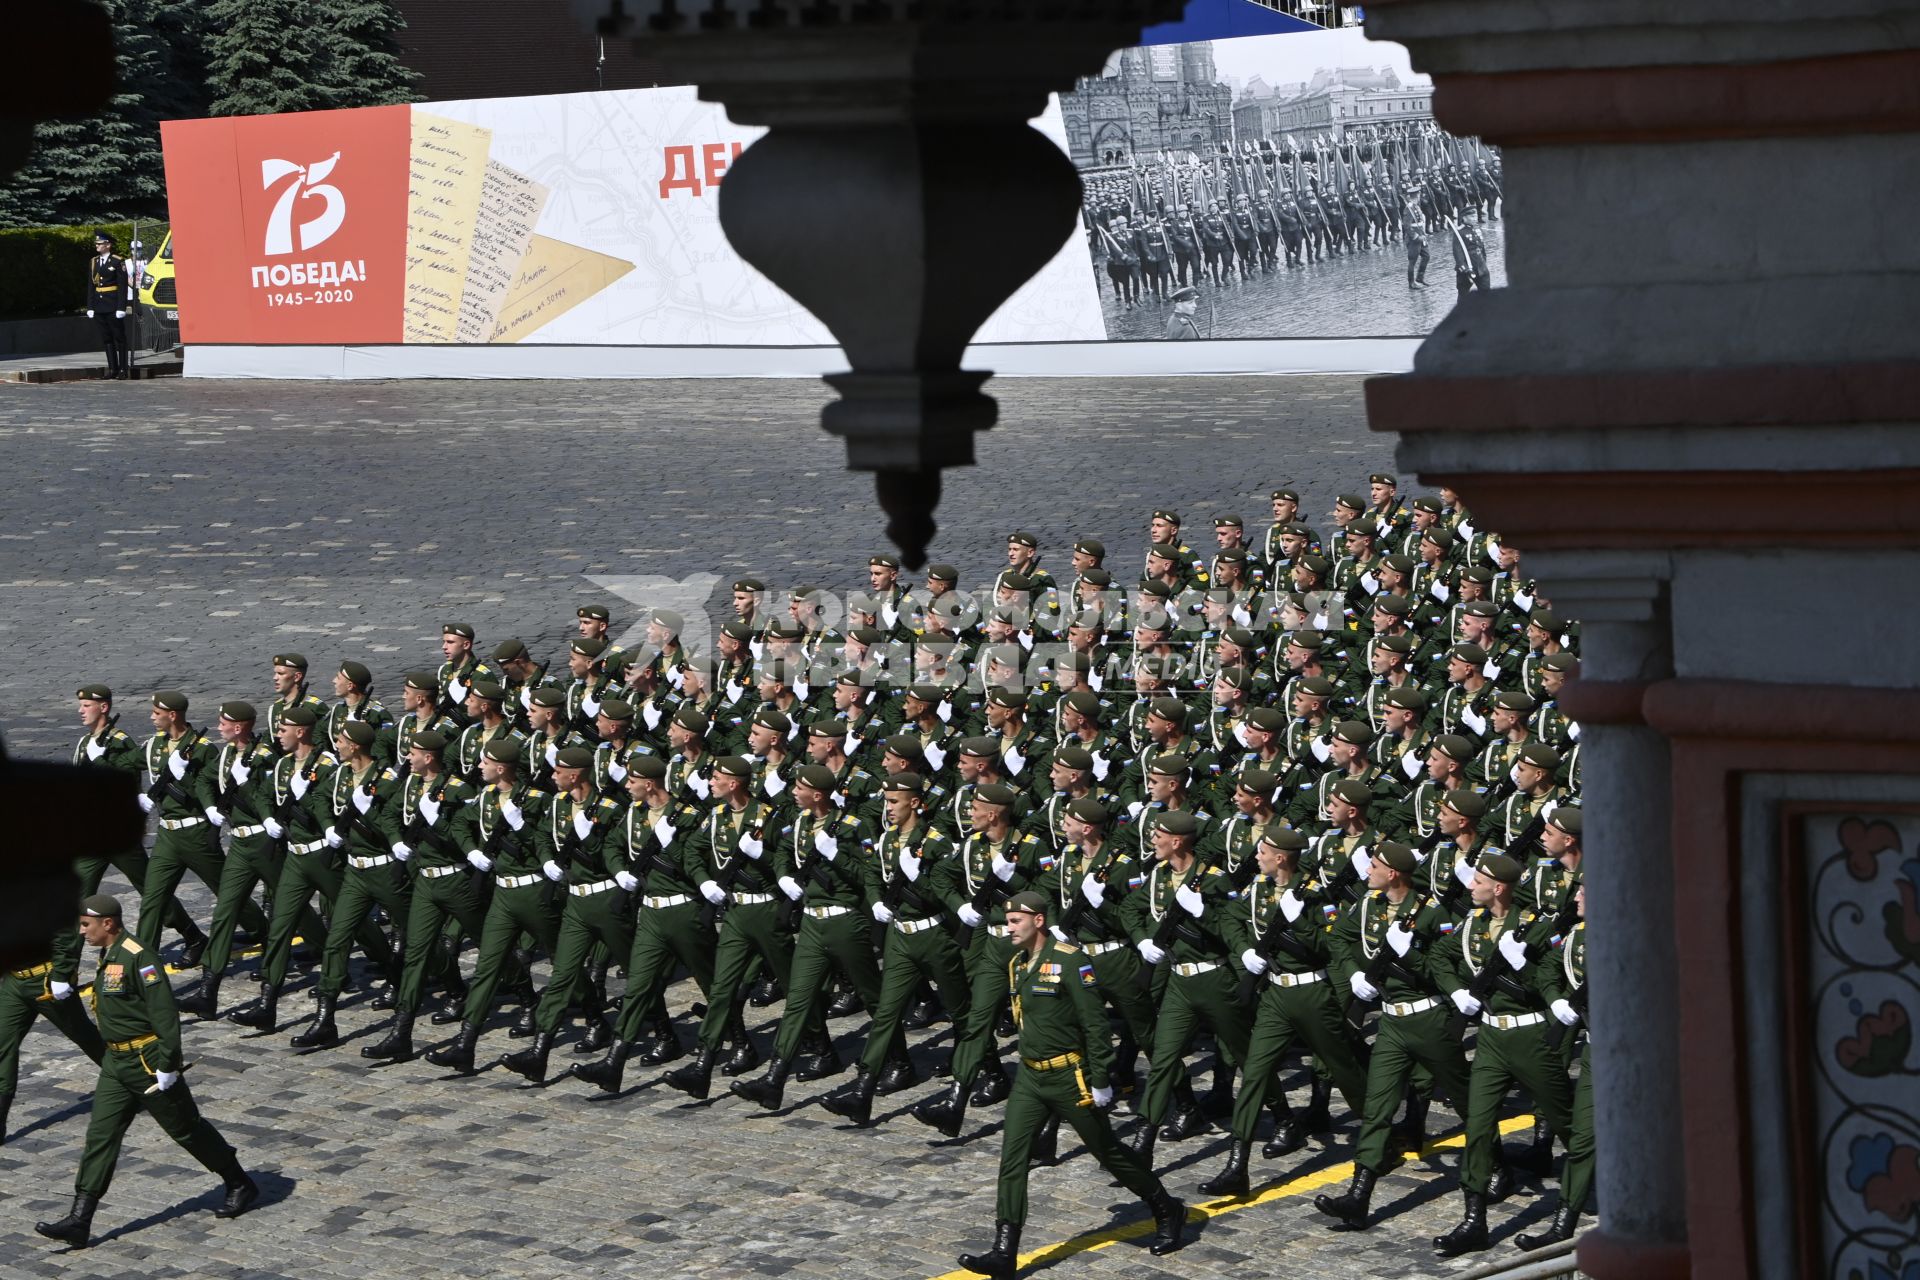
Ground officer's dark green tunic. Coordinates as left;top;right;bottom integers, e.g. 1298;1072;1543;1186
72;722;198;939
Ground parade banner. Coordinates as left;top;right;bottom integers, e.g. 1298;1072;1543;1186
162;27;1502;374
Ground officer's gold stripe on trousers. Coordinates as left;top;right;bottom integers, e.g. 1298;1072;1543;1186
922;1114;1537;1280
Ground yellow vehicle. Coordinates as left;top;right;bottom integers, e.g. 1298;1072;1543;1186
136;229;178;323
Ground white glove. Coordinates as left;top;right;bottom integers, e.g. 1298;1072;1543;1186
899;850;921;881
114;309;126;320
764;771;787;797
1137;939;1167;965
1004;745;1026;775
642;703;663;731
1280;889;1306;922
231;761;251;785
1482;658;1502;680
392;842;412;862
615;870;640;892
1080;875;1106;908
545;744;559;766
1454;857;1478;889
739;832;764;860
1512;590;1535;611
325;829;344;849
990;852;1016;882
580;693;600;717
1126;801;1144;819
923;743;947;771
154;1069;179;1091
1175;883;1205;917
1092;753;1112;781
501;798;524;830
654;815;678;847
793;681;810;701
1431;581;1452;602
689;774;710;800
138;793;156;814
543;859;565;881
1240;948;1269;975
572;811;592;840
1310;736;1332;764
1349;972;1380;1001
466;850;492;872
957;904;985;928
1461;706;1487;735
352;788;373;815
1551;998;1581;1027
448;678;469;704
1092;1085;1114;1108
1451;989;1482;1016
1360;572;1380;594
814;830;839;859
50;980;74;1000
87;309;95;318
263;817;284;839
291;772;312;799
871;903;895;924
1498;931;1530;970
608;760;628;783
1401;752;1423;780
726;681;745;704
935;701;952;723
700;879;727;905
778;875;804;901
419;797;441;825
205;806;225;827
168;753;188;780
1345;848;1372;881
86;737;107;761
1386;920;1414;957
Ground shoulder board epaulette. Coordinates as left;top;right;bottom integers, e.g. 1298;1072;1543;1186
598;798;618;811
379;768;396;781
1021;833;1038;844
109;729;130;741
1054;942;1080;955
120;936;144;955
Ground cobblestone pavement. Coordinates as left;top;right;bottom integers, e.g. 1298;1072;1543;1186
0;377;1560;1279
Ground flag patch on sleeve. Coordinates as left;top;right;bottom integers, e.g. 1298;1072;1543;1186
139;963;162;985
1079;964;1098;987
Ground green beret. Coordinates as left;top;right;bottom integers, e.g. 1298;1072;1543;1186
650;608;684;635
788;586;821;603
409;728;450;752
1433;734;1476;762
1146;541;1181;562
997;573;1031;595
1080;568;1113;588
1215;547;1247;564
714;755;754;779
442;622;476;640
76;683;113;702
153;690;188;713
1246;707;1287;732
672;705;708;733
1423;528;1457;549
1335;494;1365;512
1062;690;1102;718
881;734;925;761
404;671;438;694
283;705;320;728
1461;566;1495;584
219;700;256;723
1382;687;1426;710
807;717;848;739
1297;676;1337;699
1376;840;1418;873
883;771;925;794
1151;508;1181;526
731;577;764;593
338;660;373;688
570;636;608;658
1373;593;1414;616
1157;810;1198;837
986;687;1027;710
1540;652;1580;673
1149;697;1188;725
338;721;377;747
1478;852;1523;885
1461;601;1501;619
1066;796;1109;827
80;893;122;919
721;619;754;642
272;652;308;671
1344;519;1378;540
629;755;668;781
469;678;505;702
905;684;946;706
1330;778;1373;807
1529;609;1563;633
1147;754;1190;778
596;698;634;722
1411;496;1443;514
1258;826;1309;851
1377;633;1415;655
925;563;959;583
1051;745;1095;773
1287;630;1324;651
869;553;901;569
751;708;792;734
1519;742;1563;770
1216;667;1250;691
1444;789;1488;818
1547;804;1583;836
1368;472;1396;487
1491;691;1537;712
795;764;838;793
483;738;523;764
577;605;611;622
1299;553;1333;576
1213;514;1243;529
1074;538;1105;559
1332;720;1374;746
1237;768;1277;793
1137;579;1174;600
492;638;528;662
975;781;1019;808
529;687;567;709
1004;890;1048;915
1270;488;1301;502
848;626;886;646
555;745;595;769
1222;627;1258;650
1449;643;1489;665
959;736;999;760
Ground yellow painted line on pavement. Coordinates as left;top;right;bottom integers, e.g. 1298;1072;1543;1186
925;1114;1537;1279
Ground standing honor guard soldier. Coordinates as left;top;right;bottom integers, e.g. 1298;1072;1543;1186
85;230;131;379
35;896;258;1249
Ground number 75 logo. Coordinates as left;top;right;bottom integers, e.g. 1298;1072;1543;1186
260;153;346;256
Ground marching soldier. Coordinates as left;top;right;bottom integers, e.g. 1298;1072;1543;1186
266;653;327;748
1526;881;1592;1250
436;623;496;727
1;909;107;1144
322;661;392;760
136;692;264;957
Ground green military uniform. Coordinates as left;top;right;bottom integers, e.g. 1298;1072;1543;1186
765;801;880;1066
70;698;202;948
1539;920;1594;1230
1;937;106;1133
135;706;231;951
445;769;558;1041
388;766;482;1017
849;809;968;1083
309;752;408;1006
1031;824;1157;1078
525;784;630;1039
683;788;791;1067
603;787;712;1050
934;813;1044;1096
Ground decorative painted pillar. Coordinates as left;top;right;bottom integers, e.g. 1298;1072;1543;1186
1364;3;1920;1279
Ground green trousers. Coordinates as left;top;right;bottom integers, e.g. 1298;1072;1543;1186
856;918;969;1076
75;1043;240;1198
994;1060;1161;1225
1139;965;1252;1127
1230;976;1368;1143
533;885;633;1034
695;900;802;1052
78;847;197;941
1082;944;1158;1061
137;825;267;950
0;971;105;1097
259;848;390;989
1460;1019;1573;1193
203;837;321;979
462;880;560;1030
1352;1004;1470;1173
395;869;488;1015
772;909;882;1064
612;899;714;1043
1560;1038;1594;1214
318;860;409;998
947;929;1016;1091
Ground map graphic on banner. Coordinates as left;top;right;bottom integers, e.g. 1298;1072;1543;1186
159;28;1500;352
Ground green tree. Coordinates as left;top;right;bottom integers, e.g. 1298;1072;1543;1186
206;0;418;118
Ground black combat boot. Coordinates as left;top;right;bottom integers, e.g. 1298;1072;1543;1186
215;1169;260;1219
429;988;467;1026
820;1069;877;1126
793;1032;843;1083
1313;1165;1377;1229
969;1060;1011;1106
425;1024;481;1074
748;972;782;1006
1487;1150;1515;1202
641;1023;686;1066
902;994;941;1030
1301;1075;1333;1132
1433;1190;1489;1256
956;1220;1021;1277
1516;1200;1582;1251
1513;1117;1556;1174
570;1039;634;1093
361;1012;415;1062
826;981;861;1019
912;1080;968;1138
1126;1122;1156;1169
729;1057;790;1111
1389;1088;1429;1152
368;979;397;1011
1160;1097;1209;1142
1264;1097;1306;1158
508;1002;538;1037
664;1046;718;1100
1027;1115;1059;1168
499;1029;557;1082
0;1092;10;1146
875;1045;918;1095
177;924;208;969
34;1192;99;1247
178;975;221;1020
227;985;279;1030
719;1035;761;1077
289;993;339;1049
1199;1140;1252;1196
1147;1187;1187;1255
1201;1058;1234;1117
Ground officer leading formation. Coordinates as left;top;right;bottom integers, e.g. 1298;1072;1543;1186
16;477;1591;1271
